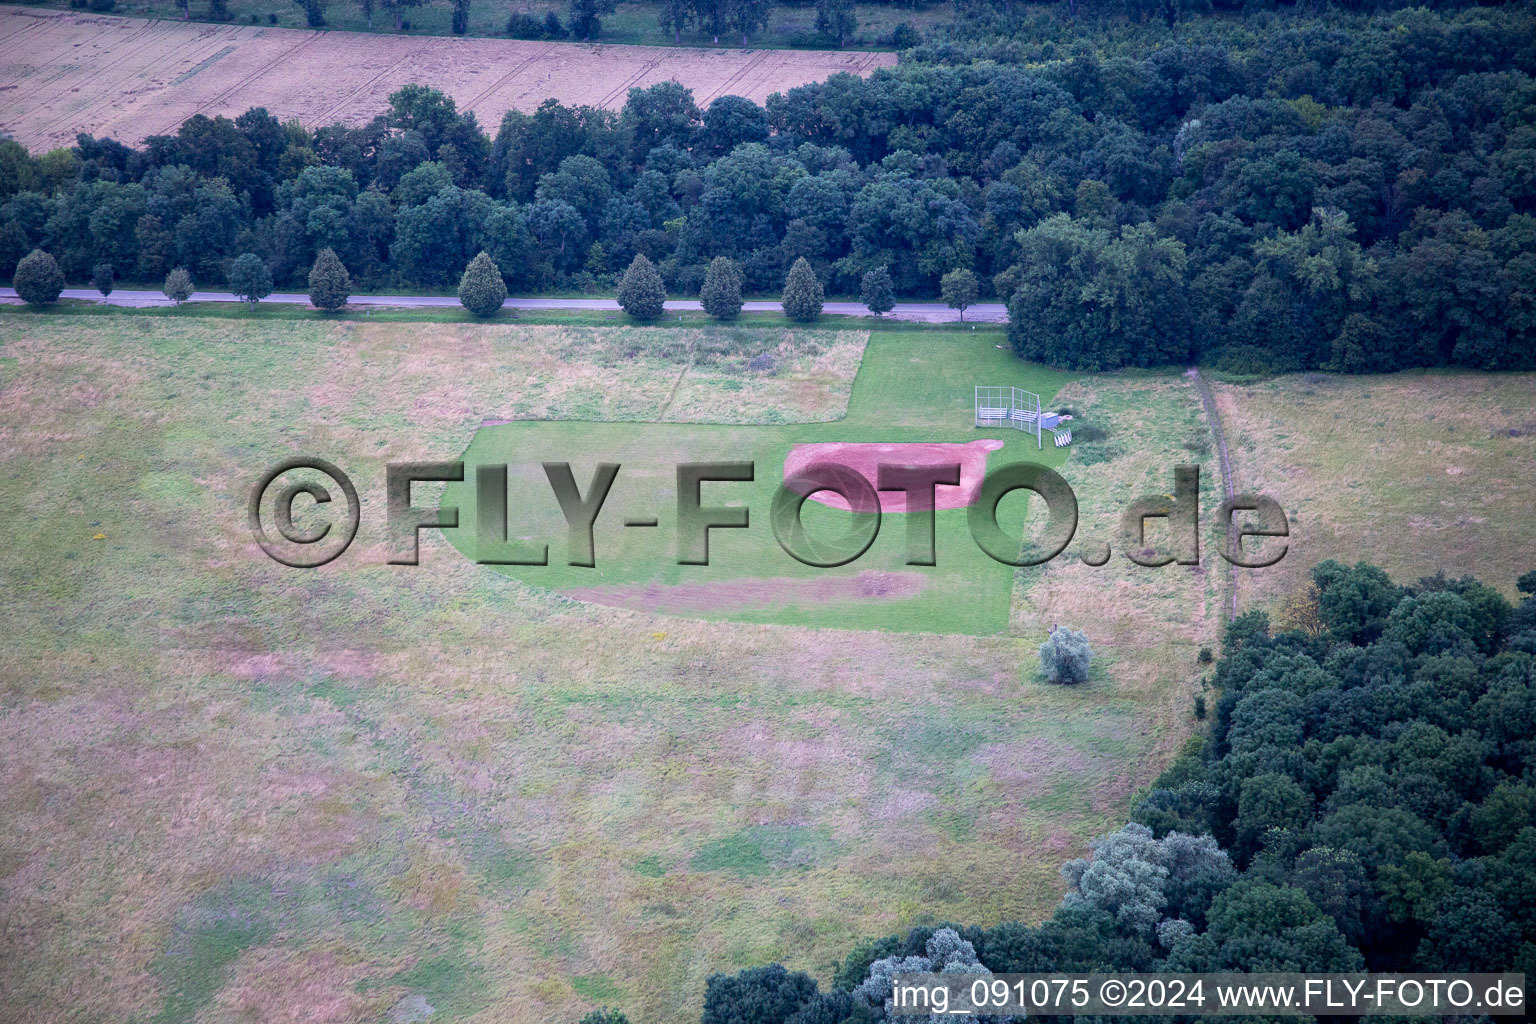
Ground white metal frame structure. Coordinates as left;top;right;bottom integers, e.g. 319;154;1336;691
974;385;1043;449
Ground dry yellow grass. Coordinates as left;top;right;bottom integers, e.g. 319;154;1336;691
1011;372;1225;799
1214;370;1536;609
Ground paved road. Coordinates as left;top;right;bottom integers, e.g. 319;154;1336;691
0;287;1009;324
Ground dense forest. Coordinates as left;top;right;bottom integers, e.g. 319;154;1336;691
685;563;1536;1024
3;3;1535;373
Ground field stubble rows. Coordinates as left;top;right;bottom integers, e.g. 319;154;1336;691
0;6;894;151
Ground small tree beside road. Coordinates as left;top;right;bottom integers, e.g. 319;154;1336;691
228;253;272;308
457;251;507;317
782;257;824;323
618;253;666;321
308;248;351;311
163;267;193;305
860;265;894;317
92;263;115;298
941;267;978;322
699;256;744;321
14;250;64;306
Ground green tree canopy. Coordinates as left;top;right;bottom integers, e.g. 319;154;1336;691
617;252;666;321
1039;627;1092;685
13;249;63;305
227;252;272;307
699;255;743;320
457;250;507;316
860;265;895;316
163;267;193;305
781;256;823;322
307;247;351;311
940;267;978;320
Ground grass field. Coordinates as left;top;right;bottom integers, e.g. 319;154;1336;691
0;312;1196;1024
439;331;1075;635
3;308;1527;1023
1215;370;1536;607
0;6;893;151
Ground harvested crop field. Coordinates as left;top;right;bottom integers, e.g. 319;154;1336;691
0;6;894;151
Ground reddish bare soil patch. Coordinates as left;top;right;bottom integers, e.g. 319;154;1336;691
783;438;1003;513
569;570;926;615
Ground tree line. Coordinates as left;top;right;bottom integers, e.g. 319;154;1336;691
678;563;1536;1024
2;4;1534;371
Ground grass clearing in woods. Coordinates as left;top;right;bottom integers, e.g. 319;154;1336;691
4;312;1525;1022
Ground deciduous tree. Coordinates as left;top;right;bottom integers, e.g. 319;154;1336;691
163;267;193;305
569;0;615;39
1040;627;1091;684
860;265;894;316
940;267;978;321
91;262;114;297
227;252;272;307
815;0;856;47
12;249;63;306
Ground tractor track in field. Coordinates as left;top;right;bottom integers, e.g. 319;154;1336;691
1189;366;1237;624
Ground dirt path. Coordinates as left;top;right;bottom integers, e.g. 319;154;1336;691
1189;367;1238;624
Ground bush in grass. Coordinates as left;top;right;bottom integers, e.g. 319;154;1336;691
457;250;507;316
91;262;114;297
782;257;823;323
13;250;64;306
227;253;272;307
307;247;351;310
699;256;743;321
860;265;894;316
1039;627;1092;685
617;253;666;321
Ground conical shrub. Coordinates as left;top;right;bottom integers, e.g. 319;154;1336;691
782;257;824;323
618;253;666;321
458;251;508;317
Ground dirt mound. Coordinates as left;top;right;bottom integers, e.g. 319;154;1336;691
782;438;1003;513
